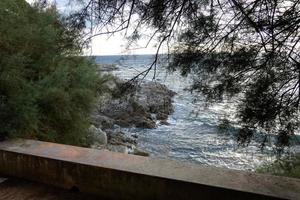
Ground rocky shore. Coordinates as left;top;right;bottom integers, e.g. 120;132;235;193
87;78;176;156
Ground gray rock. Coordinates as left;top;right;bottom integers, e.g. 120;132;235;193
156;112;169;120
112;124;121;130
97;80;175;129
91;114;115;130
135;81;176;115
89;80;175;155
160;120;170;126
106;130;137;146
88;125;108;145
106;144;129;154
131;148;150;157
134;117;156;129
131;134;138;139
115;115;156;129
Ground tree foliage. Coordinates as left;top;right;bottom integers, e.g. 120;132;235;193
0;0;104;145
71;0;300;151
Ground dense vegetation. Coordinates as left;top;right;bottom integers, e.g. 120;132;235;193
71;0;300;151
0;0;104;145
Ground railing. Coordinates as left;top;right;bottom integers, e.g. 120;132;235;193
0;139;299;200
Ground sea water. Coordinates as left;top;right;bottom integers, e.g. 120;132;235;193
95;54;295;171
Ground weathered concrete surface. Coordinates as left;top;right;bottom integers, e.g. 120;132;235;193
0;139;299;200
0;178;102;200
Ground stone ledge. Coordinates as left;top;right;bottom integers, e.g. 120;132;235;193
0;178;102;200
0;139;299;200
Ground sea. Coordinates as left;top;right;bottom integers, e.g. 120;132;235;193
94;54;299;171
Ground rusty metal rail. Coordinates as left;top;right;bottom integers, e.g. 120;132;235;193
0;139;299;200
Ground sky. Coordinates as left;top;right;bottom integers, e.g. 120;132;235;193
26;0;158;55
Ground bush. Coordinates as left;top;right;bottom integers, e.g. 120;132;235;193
0;0;104;145
257;154;300;179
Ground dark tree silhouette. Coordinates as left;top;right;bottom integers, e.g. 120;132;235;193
69;0;300;151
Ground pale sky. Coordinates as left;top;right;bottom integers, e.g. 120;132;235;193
26;0;158;55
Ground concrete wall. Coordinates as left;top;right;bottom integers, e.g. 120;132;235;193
0;139;299;200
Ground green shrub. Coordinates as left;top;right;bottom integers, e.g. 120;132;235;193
0;0;104;145
257;154;300;179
